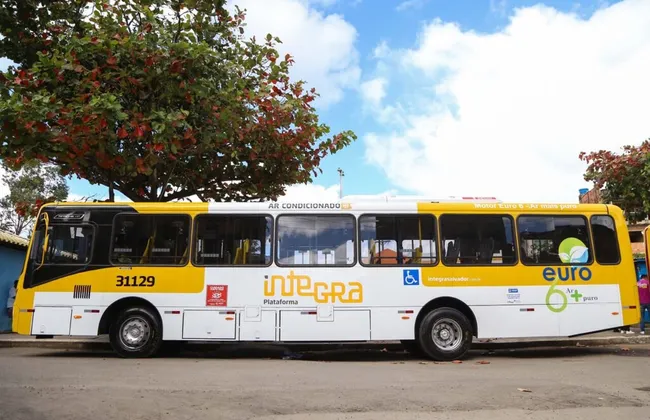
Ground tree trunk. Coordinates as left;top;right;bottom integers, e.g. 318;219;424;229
108;183;115;202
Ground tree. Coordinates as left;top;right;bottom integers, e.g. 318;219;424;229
579;139;650;223
0;0;92;69
0;159;69;236
0;0;356;202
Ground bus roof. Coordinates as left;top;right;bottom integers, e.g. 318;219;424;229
40;197;614;215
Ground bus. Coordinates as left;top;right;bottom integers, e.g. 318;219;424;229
11;196;641;360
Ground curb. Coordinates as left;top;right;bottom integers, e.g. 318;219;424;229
1;335;650;352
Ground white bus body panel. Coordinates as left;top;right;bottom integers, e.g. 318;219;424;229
240;309;277;341
31;306;72;336
30;279;624;341
279;309;371;341
182;310;236;340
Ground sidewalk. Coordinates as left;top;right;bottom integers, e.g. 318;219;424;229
2;329;650;352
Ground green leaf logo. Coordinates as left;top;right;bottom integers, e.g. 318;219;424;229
558;238;589;264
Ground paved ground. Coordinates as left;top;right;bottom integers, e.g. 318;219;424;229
1;344;650;420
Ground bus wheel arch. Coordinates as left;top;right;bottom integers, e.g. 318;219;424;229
99;297;163;358
413;297;477;361
415;297;478;337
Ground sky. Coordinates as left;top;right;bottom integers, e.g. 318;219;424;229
2;0;650;204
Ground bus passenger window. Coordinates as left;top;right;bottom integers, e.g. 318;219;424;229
359;215;437;266
110;214;190;265
440;215;516;265
32;225;94;265
591;215;621;264
517;216;592;265
276;215;355;266
193;215;272;266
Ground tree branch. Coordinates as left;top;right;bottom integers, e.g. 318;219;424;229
174;2;182;43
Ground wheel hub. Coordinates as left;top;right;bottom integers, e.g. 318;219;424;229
431;318;463;351
120;317;151;349
439;329;450;340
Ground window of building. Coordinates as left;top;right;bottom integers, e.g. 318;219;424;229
591;215;621;264
440;215;516;265
517;215;592;265
359;215;437;265
110;214;190;265
276;215;355;266
194;215;272;266
31;224;94;265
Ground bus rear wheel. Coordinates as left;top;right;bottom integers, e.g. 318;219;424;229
417;307;472;361
109;306;162;358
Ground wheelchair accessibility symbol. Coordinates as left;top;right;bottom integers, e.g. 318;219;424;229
403;269;420;286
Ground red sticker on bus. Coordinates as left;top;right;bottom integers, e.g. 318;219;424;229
206;285;228;306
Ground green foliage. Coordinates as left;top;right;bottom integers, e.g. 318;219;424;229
579;139;650;223
0;0;92;68
0;0;356;202
0;159;69;236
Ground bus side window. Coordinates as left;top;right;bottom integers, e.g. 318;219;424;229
440;214;515;266
517;215;592;265
590;215;621;264
193;215;272;266
359;214;437;266
110;214;190;266
276;214;355;266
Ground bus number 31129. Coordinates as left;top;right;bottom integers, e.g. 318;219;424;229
116;275;156;287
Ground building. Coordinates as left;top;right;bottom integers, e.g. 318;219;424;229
0;230;28;332
578;187;601;205
579;187;648;255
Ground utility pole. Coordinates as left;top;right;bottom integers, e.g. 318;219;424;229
337;168;344;199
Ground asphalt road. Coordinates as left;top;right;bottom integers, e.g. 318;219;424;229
1;344;650;420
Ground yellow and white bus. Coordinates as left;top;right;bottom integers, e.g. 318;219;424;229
11;196;641;360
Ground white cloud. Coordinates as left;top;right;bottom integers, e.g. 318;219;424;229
307;0;339;6
360;77;388;106
306;0;363;8
396;0;429;12
363;0;650;203
231;0;360;107
490;0;508;16
373;40;390;59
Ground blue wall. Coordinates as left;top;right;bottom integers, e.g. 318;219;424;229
0;246;27;332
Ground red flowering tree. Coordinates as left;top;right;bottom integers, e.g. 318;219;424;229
0;0;356;202
579;139;650;222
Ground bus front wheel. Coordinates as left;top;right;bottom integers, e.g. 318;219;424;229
109;306;162;358
418;307;472;361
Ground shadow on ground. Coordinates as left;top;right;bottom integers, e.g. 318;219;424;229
20;342;650;362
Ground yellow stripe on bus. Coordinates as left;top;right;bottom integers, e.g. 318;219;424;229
30;266;206;294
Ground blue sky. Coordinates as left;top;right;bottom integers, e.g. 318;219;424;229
2;0;649;203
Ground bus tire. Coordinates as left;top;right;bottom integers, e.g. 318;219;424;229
109;306;162;358
418;307;472;361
